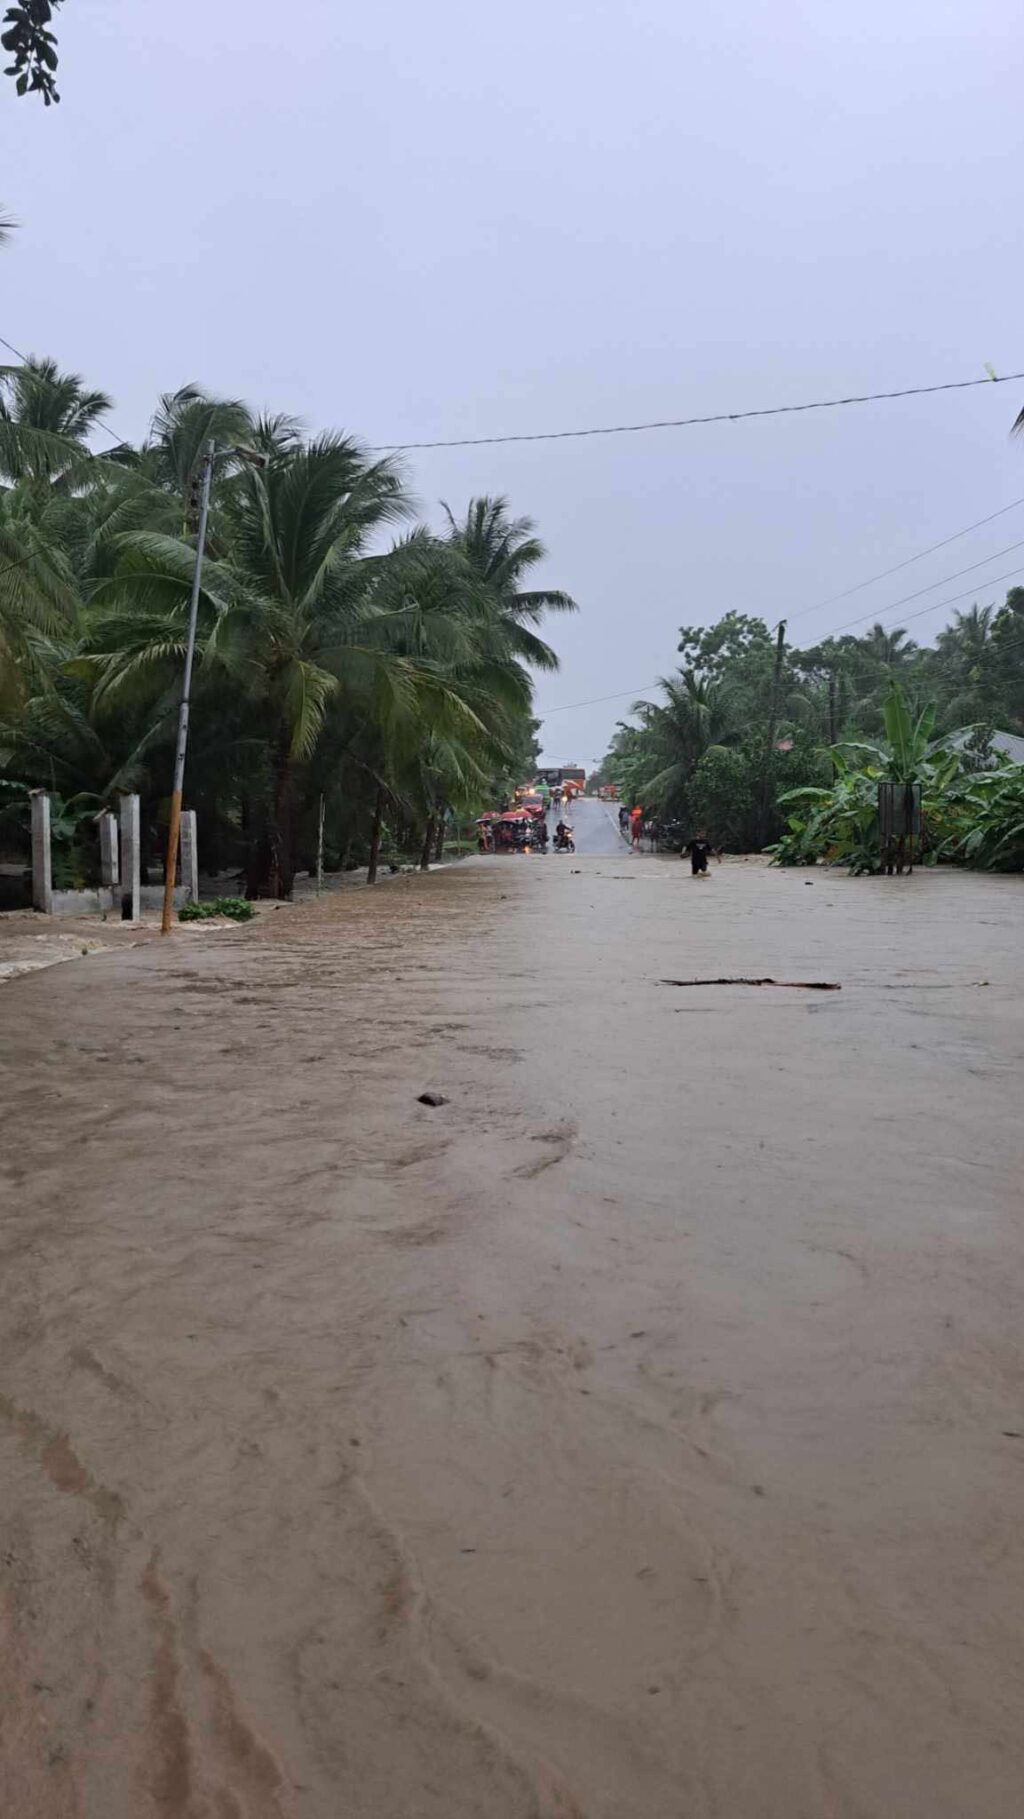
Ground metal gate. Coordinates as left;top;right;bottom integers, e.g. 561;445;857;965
877;780;921;874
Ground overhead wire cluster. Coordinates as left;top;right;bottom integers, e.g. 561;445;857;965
368;369;1024;452
542;502;1024;715
1;332;1022;707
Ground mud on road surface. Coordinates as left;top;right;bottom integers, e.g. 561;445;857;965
1;858;1022;1817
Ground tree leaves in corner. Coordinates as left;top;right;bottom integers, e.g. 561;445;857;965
2;0;64;106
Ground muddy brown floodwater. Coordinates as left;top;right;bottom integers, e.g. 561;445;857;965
1;851;1023;1818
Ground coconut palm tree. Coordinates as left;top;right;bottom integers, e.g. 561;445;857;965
0;356;114;489
0;492;78;708
0;355;111;444
86;433;426;895
933;603;996;728
0;362;573;896
936;603;992;662
443;496;576;670
349;530;537;876
859;622;917;668
103;385;255;534
623;670;738;817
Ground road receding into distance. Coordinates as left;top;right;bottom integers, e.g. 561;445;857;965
1;852;1021;1817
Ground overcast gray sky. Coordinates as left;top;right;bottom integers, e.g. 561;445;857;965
4;0;1022;764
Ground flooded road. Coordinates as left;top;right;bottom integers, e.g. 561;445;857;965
1;857;1023;1817
561;795;625;854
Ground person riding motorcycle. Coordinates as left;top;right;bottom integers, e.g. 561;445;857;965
554;818;574;852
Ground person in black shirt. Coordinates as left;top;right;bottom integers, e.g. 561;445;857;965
686;830;716;876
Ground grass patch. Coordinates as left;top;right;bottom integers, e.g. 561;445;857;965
179;896;255;923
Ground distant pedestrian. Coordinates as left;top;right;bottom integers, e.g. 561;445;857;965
630;806;644;849
618;804;630;835
686;829;718;877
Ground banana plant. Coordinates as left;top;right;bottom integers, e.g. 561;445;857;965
939;763;1024;870
770;684;968;871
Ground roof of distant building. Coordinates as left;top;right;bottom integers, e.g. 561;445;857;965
949;728;1024;765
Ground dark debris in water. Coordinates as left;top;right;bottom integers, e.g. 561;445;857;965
660;977;841;991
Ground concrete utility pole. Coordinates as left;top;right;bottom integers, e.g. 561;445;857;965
99;810;119;899
161;441;214;935
119;794;140;920
179;810;199;904
29;789;52;914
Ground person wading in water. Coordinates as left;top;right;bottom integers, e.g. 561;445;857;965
685;829;718;877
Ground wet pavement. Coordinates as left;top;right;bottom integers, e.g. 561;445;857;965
1;857;1022;1817
561;795;627;854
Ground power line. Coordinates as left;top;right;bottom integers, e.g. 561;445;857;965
867;567;1024;635
930;628;1024;671
542;683;663;717
821;537;1024;640
0;331;133;451
0;530;67;587
369;368;1024;452
541;574;1024;720
786;494;1024;627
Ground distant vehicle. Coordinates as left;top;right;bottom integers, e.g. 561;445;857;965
536;765;586;791
517;793;546;819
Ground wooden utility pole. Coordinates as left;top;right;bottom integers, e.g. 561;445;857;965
759;620;787;846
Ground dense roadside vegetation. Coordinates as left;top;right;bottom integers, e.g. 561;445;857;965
0;360;571;896
595;603;1024;870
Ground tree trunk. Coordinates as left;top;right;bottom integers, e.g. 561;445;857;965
420;814;436;871
367;785;385;885
434;807;446;864
270;729;295;899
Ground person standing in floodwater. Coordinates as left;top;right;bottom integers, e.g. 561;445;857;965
630;805;644;848
686;829;718;877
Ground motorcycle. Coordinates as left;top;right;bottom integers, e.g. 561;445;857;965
553;825;575;853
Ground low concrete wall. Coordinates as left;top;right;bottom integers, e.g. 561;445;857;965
48;885;186;920
141;885;185;914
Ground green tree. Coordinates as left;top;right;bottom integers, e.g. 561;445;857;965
2;0;63;105
619;671;738;817
89;433;413;895
0;359;572;898
443;496;576;672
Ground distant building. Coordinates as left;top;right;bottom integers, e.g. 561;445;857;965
949;729;1024;767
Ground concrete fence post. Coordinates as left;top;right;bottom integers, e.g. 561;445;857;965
29;789;53;914
99;811;119;894
179;810;198;904
118;793;140;921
